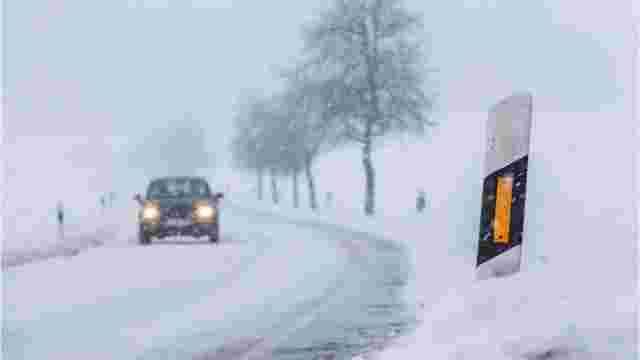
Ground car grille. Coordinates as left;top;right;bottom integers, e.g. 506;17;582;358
164;205;192;219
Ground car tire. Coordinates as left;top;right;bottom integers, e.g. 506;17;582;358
209;222;219;243
139;226;151;245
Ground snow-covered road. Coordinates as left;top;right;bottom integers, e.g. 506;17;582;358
3;203;414;359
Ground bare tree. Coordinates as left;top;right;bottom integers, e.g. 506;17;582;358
276;123;306;209
232;94;291;205
276;65;345;211
258;97;288;206
302;0;435;215
231;95;271;200
264;94;305;209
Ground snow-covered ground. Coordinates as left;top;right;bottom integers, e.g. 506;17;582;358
228;107;637;359
4;198;414;359
2;134;117;266
2;204;330;358
2;135;115;253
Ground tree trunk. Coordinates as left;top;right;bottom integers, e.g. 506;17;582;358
292;171;300;209
257;168;264;201
304;157;317;211
362;20;382;216
270;168;279;204
362;7;380;216
362;138;375;216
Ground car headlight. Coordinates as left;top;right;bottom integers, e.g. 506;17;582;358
142;205;160;221
195;204;215;219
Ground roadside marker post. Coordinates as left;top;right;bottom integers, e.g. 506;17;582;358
57;201;65;241
476;93;533;280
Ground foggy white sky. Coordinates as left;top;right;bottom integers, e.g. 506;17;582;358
4;0;635;173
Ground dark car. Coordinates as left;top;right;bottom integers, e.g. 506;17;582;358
134;176;223;245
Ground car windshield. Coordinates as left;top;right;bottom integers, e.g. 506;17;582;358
147;178;210;199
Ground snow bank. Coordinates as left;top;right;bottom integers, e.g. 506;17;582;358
2;206;121;268
370;265;636;360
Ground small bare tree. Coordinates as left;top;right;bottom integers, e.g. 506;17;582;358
233;94;293;205
231;95;272;201
302;0;435;215
278;66;344;211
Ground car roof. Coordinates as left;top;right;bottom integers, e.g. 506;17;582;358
149;176;209;184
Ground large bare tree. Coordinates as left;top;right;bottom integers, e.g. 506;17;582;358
302;0;435;215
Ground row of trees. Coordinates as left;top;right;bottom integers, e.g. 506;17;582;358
232;0;436;215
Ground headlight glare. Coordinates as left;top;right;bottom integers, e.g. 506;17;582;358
195;205;215;219
142;205;160;221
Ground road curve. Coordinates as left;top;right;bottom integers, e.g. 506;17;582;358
3;204;415;360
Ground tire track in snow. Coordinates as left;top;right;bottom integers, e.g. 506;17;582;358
190;203;414;360
133;214;347;360
3;212;277;359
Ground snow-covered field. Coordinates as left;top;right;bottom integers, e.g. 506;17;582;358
2;135;117;267
229;107;637;359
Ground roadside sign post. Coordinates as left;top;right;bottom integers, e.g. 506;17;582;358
57;201;65;241
476;93;533;280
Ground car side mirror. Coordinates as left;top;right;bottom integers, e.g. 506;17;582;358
134;194;144;205
214;193;224;201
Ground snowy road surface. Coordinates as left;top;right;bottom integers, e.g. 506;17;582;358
3;204;415;359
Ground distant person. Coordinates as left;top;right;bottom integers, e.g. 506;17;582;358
416;189;426;213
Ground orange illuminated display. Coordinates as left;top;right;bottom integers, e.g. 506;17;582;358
493;175;513;244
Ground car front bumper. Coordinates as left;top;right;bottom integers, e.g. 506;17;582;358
142;219;217;238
